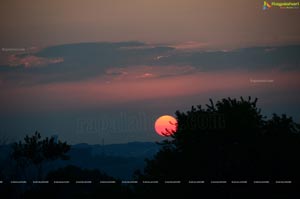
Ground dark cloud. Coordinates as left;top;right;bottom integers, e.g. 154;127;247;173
0;42;299;85
157;45;300;71
0;42;174;84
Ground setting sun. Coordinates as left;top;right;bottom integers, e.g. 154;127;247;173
154;115;177;137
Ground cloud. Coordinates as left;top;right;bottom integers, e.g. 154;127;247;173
168;41;208;50
156;45;300;71
105;65;196;81
0;42;299;87
7;55;63;68
137;73;154;79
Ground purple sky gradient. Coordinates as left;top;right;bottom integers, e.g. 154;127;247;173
0;0;299;144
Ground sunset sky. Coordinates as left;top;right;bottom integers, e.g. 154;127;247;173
0;0;300;144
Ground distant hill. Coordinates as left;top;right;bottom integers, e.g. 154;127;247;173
0;142;160;180
73;142;160;157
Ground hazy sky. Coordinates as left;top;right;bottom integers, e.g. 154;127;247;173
0;0;300;144
1;0;300;48
1;42;300;144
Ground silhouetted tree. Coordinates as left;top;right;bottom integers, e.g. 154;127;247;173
135;97;300;198
11;131;70;180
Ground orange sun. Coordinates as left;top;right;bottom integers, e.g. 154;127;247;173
154;115;177;137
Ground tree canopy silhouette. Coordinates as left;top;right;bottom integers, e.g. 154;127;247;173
11;131;70;179
136;97;300;183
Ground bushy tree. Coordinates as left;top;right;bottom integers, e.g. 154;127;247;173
11;131;70;179
135;97;300;197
